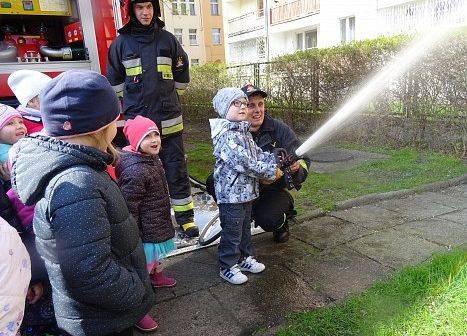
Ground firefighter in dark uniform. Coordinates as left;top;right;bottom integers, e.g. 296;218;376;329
207;84;310;243
242;84;310;243
106;0;199;237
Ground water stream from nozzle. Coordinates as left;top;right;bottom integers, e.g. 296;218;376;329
295;26;455;157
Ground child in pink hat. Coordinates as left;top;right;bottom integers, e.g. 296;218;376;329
116;115;177;333
0;104;26;164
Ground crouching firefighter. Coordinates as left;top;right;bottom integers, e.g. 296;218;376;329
106;0;199;237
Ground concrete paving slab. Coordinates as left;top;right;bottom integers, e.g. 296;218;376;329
286;245;391;300
331;204;410;229
291;216;376;249
437;208;467;225
144;290;244;336
209;265;329;335
439;184;467;199
409;191;467;210
396;218;467;247
376;195;456;220
347;229;445;269
156;250;222;303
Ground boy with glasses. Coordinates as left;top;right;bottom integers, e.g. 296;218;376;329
209;88;282;285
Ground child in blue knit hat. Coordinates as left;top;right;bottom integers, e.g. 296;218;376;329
210;87;282;285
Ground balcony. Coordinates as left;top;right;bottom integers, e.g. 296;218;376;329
270;0;320;26
227;10;265;37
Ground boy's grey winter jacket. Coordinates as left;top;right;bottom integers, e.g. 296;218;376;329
210;119;277;204
11;135;155;336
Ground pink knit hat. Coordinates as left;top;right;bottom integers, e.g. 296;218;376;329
123;116;160;152
0;104;22;130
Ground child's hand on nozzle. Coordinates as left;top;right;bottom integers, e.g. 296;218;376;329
260;168;283;185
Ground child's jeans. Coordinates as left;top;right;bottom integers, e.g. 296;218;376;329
218;201;253;270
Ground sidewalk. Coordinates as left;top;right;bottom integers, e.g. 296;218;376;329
138;184;466;336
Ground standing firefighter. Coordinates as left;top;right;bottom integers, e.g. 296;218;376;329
107;0;199;237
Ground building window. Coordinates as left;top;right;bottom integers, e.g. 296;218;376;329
172;0;178;15
210;0;219;15
212;28;221;45
296;32;303;50
180;0;187;15
174;28;183;44
189;0;195;15
340;16;355;44
257;0;264;17
191;58;199;66
305;30;317;49
189;29;197;45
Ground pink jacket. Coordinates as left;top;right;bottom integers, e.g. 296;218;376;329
7;189;34;230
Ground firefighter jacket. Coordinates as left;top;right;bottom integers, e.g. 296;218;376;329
251;113;311;191
107;22;189;137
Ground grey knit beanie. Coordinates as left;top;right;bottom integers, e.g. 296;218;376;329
212;88;247;118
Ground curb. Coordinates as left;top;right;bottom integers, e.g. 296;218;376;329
297;173;467;221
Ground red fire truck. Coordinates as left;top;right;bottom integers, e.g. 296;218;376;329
0;0;128;103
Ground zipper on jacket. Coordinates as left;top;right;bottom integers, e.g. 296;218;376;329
229;173;239;187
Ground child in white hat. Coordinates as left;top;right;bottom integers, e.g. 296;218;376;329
0;216;31;336
8;70;51;134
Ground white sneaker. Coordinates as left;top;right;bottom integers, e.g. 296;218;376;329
219;265;248;285
239;256;265;274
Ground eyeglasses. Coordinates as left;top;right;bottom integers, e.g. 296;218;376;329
231;100;248;108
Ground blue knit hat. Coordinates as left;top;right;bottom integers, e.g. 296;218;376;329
212;88;247;118
40;70;120;138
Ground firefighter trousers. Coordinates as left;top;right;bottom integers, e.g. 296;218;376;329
159;134;195;230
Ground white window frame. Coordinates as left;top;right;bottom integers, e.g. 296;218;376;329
172;0;178;15
180;0;187;15
210;0;219;15
174;28;183;44
189;0;196;15
296;32;304;50
189;28;198;45
340;16;355;44
212;28;221;45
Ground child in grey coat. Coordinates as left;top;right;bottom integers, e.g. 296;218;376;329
210;88;282;285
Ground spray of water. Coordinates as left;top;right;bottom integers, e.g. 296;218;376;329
295;26;455;157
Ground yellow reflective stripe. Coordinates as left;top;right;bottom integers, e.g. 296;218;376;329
181;222;196;230
162;122;183;135
298;159;308;172
157;64;173;79
173;201;194;212
116;91;124;98
176;89;185;96
125;66;142;76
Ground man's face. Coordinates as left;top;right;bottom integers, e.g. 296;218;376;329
133;2;154;26
247;94;265;132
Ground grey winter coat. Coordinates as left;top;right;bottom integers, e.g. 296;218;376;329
210;119;277;204
11;135;155;336
116;151;175;243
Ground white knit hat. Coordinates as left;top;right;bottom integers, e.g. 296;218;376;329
8;70;52;106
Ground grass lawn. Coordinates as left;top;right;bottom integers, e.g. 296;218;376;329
185;140;467;211
276;249;467;336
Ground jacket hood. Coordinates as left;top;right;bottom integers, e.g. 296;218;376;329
209;119;250;140
11;135;113;205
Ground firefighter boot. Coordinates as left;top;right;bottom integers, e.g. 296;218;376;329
273;221;290;243
181;222;199;238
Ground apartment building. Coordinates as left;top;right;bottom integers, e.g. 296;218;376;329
160;0;225;66
223;0;466;65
